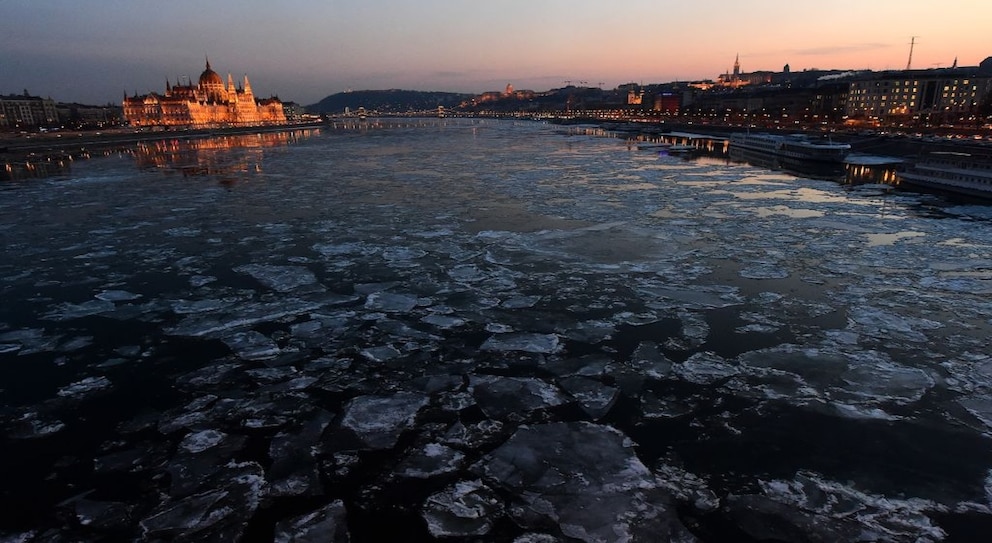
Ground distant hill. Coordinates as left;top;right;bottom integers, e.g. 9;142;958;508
307;89;473;114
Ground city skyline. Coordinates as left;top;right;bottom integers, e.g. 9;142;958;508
2;0;991;106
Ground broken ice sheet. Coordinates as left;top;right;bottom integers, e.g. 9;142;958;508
847;305;943;343
557;375;619;420
139;461;265;541
473;422;688;541
422;479;504;538
396;442;465;479
339;392;430;449
364;291;420;313
95;289;142;302
221;330;280;361
274;500;349;543
234;263;319;292
742;471;949;542
471;376;567;419
43;299;116;321
57;376;112;399
480;332;561;354
674;351;740;385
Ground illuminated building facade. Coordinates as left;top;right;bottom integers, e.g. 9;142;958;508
716;54;774;88
846;58;992;119
0;92;59;128
123;59;287;128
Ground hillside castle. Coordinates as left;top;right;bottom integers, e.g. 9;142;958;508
123;59;286;128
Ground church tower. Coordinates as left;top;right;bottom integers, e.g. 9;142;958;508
733;54;741;78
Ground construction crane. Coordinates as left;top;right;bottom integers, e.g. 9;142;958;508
906;36;917;70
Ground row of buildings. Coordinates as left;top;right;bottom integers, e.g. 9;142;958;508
465;56;992;129
7;56;992;131
2;59;296;131
0;92;124;131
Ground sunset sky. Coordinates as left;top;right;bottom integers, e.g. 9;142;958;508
2;0;990;105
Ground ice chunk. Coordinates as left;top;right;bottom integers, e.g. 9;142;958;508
140;461;265;541
166;299;325;337
274;500;349;543
43;299;116;321
838;352;934;405
396;443;465;479
739;263;790;279
420;314;467;329
221;331;280;360
441;420;507;450
474;422;686;542
95;289;142;302
422;479;504;538
339;392;430;449
557;376;619;420
501;295;541;309
480;333;561;354
472;376;567;419
630;341;675;378
268;410;334;497
728;471;949;542
674;352;740;385
959;396;992;432
57;376;112;399
179;429;227;454
359;345;402;363
847;305;942;343
234;263;319;292
7;411;66;439
364;292;420;313
168;431;248;497
170;299;231;315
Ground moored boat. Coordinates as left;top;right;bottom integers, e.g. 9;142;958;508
897;151;992;198
729;132;851;163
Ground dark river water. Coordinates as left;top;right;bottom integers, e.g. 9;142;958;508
2;119;992;542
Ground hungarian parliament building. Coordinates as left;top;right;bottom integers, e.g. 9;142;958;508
123;59;286;128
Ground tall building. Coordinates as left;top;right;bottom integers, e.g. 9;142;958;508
123;59;286;128
845;57;992;120
0;91;59;128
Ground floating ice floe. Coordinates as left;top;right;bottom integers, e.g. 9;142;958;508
234;264;319;292
221;331;280;360
471;376;567;419
43;299;116;321
95;289;142;302
268;410;334;498
674;351;740;385
139;461;265;541
57;376;112;399
480;332;560;354
339;392;430;449
727;471;949;542
274;500;349;543
557;376;619;420
472;422;692;542
422;479;504;538
396;443;466;479
847;305;943;343
364;291;420;313
166;299;327;337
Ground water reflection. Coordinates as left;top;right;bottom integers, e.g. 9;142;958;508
134;129;317;183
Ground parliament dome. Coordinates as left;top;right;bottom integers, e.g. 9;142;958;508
198;60;224;86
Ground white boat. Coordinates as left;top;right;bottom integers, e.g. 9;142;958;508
729;133;851;163
897;151;992;198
